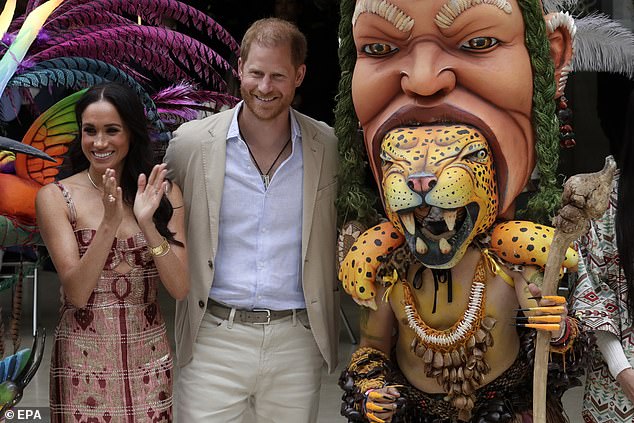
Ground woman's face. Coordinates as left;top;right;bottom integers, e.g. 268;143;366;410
80;100;130;176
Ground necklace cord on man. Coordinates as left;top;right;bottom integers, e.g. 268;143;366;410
243;136;291;189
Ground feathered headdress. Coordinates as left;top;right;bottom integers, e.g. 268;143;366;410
0;0;240;235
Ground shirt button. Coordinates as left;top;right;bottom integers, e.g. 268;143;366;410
208;260;213;269
198;300;205;308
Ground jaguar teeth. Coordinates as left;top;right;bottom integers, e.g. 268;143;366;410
439;237;452;254
416;237;428;254
401;213;416;234
443;209;457;231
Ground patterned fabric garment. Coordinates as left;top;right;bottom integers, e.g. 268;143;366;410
50;182;173;422
572;172;634;423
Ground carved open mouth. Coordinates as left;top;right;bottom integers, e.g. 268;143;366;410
399;203;479;268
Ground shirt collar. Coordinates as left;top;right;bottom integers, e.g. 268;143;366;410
227;101;301;144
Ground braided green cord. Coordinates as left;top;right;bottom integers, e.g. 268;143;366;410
518;0;562;223
334;0;379;227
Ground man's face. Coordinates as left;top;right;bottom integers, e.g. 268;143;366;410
352;0;535;217
239;42;305;121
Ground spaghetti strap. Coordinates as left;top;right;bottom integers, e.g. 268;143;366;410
53;181;78;229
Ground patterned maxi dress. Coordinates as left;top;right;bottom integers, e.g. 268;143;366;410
572;172;634;423
50;182;173;422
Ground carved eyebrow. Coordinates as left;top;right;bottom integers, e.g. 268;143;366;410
435;0;513;29
352;0;415;32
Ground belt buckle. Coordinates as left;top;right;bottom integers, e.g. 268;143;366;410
252;308;271;325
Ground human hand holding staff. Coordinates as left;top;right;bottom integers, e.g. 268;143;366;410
532;156;617;422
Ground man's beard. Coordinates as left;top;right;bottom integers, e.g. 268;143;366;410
241;86;289;121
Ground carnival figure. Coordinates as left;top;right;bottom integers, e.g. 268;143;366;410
335;0;634;422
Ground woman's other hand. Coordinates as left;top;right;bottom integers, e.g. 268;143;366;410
134;163;168;228
617;367;634;403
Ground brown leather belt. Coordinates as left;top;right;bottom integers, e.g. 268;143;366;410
206;299;302;325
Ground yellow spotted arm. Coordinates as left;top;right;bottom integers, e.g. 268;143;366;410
338;222;405;310
489;220;578;270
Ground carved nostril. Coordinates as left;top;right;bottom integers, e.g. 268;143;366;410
407;176;438;193
407;176;437;193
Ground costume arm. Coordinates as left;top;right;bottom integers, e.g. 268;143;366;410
340;288;400;422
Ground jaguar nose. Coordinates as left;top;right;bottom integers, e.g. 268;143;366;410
407;175;437;194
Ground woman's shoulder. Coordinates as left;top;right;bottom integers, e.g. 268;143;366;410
37;173;91;203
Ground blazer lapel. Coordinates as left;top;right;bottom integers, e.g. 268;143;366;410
300;118;324;264
201;113;231;257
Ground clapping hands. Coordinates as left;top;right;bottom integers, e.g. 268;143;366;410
134;164;169;227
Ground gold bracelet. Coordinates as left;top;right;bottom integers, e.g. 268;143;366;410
149;237;170;257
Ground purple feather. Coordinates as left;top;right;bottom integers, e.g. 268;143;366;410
45;0;239;55
152;83;238;123
31;36;222;90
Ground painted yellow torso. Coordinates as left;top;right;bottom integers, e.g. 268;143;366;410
389;247;520;393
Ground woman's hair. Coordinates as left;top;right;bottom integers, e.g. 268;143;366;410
67;82;181;245
616;93;634;317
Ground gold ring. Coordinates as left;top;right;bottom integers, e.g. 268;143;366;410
107;194;115;203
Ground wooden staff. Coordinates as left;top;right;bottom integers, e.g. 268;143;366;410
532;156;616;422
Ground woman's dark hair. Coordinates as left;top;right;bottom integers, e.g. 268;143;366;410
68;82;181;246
616;93;634;317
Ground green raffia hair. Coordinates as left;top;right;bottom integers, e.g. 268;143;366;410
334;0;378;227
334;0;562;226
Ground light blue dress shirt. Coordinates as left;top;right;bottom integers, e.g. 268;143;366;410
209;102;305;310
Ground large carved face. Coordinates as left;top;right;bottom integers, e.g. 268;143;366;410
381;125;497;268
352;0;535;218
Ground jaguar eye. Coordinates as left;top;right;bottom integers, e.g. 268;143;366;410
461;37;499;51
362;42;398;56
466;148;488;163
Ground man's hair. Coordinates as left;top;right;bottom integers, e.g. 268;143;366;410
241;18;307;67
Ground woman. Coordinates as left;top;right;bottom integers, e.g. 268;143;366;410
572;92;634;422
36;83;189;422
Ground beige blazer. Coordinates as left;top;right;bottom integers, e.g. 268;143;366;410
164;106;340;372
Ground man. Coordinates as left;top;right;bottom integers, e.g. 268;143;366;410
164;18;339;422
335;0;633;422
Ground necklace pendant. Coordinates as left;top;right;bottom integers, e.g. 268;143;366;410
262;174;270;189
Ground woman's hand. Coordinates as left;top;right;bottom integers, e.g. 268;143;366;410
102;168;123;228
134;164;168;228
616;368;634;403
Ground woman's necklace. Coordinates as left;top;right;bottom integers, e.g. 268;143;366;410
87;171;102;191
243;136;291;190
